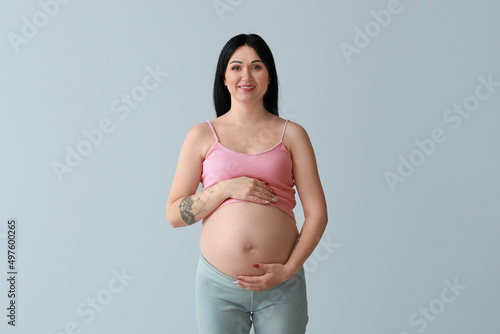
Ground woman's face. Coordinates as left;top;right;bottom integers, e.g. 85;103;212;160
224;45;270;105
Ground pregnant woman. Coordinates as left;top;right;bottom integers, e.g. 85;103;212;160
166;34;328;334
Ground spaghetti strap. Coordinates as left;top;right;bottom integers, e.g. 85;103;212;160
280;120;290;141
206;120;219;143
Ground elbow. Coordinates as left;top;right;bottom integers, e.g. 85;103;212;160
166;205;186;228
317;212;328;229
304;206;328;227
167;218;182;228
169;222;185;228
167;216;185;228
321;202;329;226
304;211;328;228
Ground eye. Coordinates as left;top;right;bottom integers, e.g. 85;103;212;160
252;65;262;70
231;66;241;70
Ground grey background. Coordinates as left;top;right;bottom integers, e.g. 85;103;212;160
1;0;499;333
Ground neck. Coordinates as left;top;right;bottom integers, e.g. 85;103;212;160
225;100;271;124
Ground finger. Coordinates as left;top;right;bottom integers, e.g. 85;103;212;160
253;183;276;201
233;279;252;289
252;263;268;270
235;275;259;283
253;190;275;203
256;180;274;194
252;179;272;192
234;280;264;291
247;195;271;204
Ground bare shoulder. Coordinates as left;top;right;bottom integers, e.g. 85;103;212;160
184;121;218;143
283;121;316;159
185;121;211;137
183;121;217;157
284;121;310;143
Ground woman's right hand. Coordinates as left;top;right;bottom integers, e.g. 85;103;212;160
222;177;278;204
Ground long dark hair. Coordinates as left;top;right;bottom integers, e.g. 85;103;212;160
213;34;279;117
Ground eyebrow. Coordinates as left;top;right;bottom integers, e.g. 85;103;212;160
229;60;263;64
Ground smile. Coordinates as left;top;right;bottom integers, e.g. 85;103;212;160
238;86;256;91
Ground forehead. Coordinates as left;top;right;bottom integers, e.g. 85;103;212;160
228;45;261;61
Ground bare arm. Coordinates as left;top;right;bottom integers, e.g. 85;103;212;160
166;123;277;228
284;122;328;275
166;123;220;227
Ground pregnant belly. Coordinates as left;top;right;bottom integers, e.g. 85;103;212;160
200;202;299;278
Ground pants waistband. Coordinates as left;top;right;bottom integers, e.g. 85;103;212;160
198;254;236;284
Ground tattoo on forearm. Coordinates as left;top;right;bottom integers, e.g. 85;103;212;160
178;190;213;225
178;197;196;225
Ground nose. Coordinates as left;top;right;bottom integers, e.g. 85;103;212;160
241;67;252;82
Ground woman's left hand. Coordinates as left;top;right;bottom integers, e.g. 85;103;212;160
233;263;295;291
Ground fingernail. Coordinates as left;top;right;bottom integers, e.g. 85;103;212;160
265;200;270;204
272;196;279;202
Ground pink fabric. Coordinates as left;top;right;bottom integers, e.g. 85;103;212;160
201;120;296;221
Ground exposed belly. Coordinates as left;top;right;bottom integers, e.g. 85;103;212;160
200;202;299;278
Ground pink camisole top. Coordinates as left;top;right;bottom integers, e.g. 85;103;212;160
201;120;296;221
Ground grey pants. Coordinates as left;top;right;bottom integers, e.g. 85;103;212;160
195;255;308;334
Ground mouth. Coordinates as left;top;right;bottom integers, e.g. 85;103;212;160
238;85;256;92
